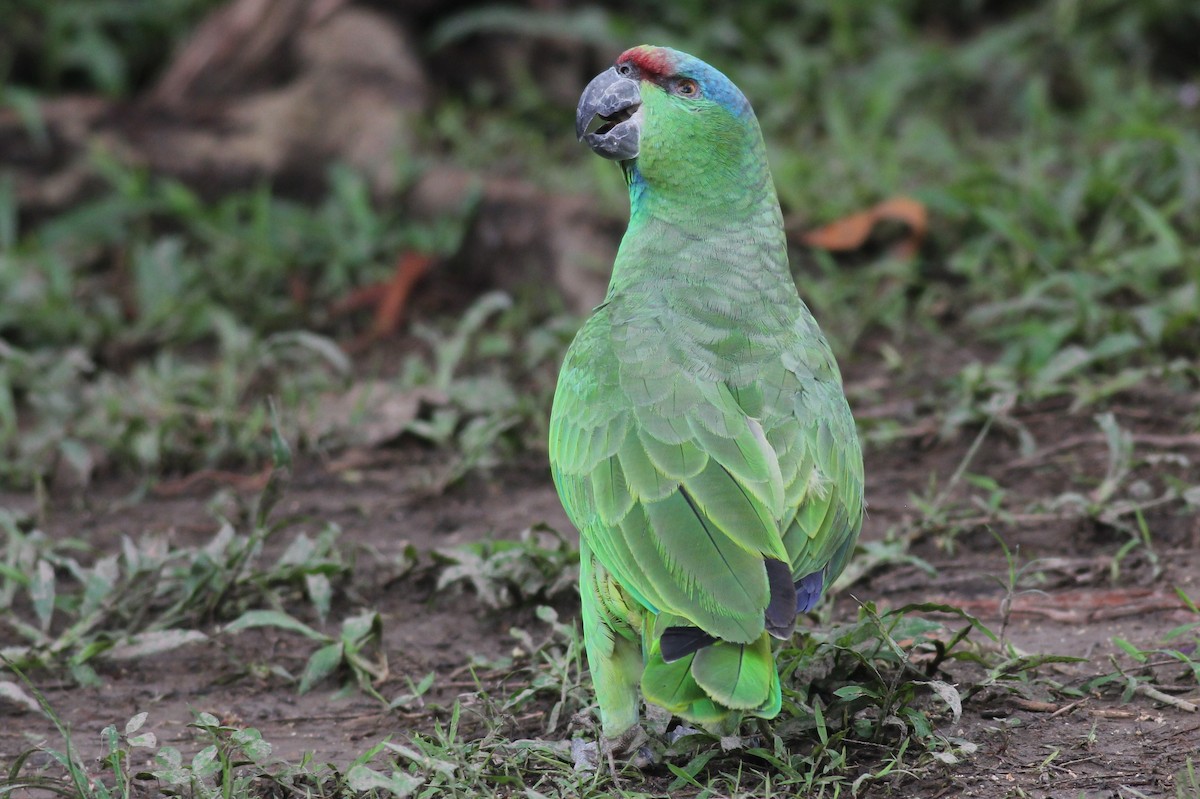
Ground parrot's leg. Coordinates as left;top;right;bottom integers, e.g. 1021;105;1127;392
573;540;653;776
579;540;643;736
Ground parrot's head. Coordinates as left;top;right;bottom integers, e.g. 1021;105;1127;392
575;46;759;187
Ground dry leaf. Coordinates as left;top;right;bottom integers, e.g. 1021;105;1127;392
799;196;928;258
301;381;445;448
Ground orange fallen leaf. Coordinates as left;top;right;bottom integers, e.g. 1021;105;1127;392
331;251;437;352
799;195;927;258
373;252;435;339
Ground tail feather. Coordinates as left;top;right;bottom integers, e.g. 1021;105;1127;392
660;626;717;662
692;634;774;710
641;650;707;710
764;557;798;637
795;569;825;613
642;629;781;732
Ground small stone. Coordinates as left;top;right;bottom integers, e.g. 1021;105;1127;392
667;725;702;744
570;738;598;773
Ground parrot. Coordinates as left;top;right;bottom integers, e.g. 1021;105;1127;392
549;45;865;744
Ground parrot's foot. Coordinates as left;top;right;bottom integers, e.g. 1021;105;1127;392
570;738;598;773
570;725;655;775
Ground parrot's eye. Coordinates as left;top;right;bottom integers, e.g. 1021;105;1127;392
673;78;700;97
616;63;633;77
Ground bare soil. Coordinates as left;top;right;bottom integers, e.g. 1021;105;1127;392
2;383;1199;798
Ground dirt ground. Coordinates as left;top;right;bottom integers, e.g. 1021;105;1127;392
2;379;1199;798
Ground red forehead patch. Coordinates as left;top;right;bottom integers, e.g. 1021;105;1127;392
617;45;674;78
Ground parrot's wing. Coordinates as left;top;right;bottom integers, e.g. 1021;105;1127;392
550;309;795;645
760;344;865;604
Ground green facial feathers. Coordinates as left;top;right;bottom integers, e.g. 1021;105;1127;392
553;45;865;738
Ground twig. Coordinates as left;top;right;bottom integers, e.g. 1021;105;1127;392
934;589;1189;624
927;414;995;515
921;511;1069;532
918;486;1182;534
1091;708;1136;719
1002;432;1200;473
1057;754;1101;767
1010;698;1058;713
1134;683;1198;712
271;712;381;724
1011;697;1090;716
1049;698;1089;718
153;466;272;496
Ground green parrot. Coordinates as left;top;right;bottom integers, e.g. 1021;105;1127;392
549;45;864;741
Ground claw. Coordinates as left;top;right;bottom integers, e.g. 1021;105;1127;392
570;725;652;775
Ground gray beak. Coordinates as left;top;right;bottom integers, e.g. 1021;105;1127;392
575;67;641;161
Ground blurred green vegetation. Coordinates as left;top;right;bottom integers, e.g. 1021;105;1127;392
0;0;1198;488
0;0;225;95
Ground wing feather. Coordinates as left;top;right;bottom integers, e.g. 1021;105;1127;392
550;301;864;650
